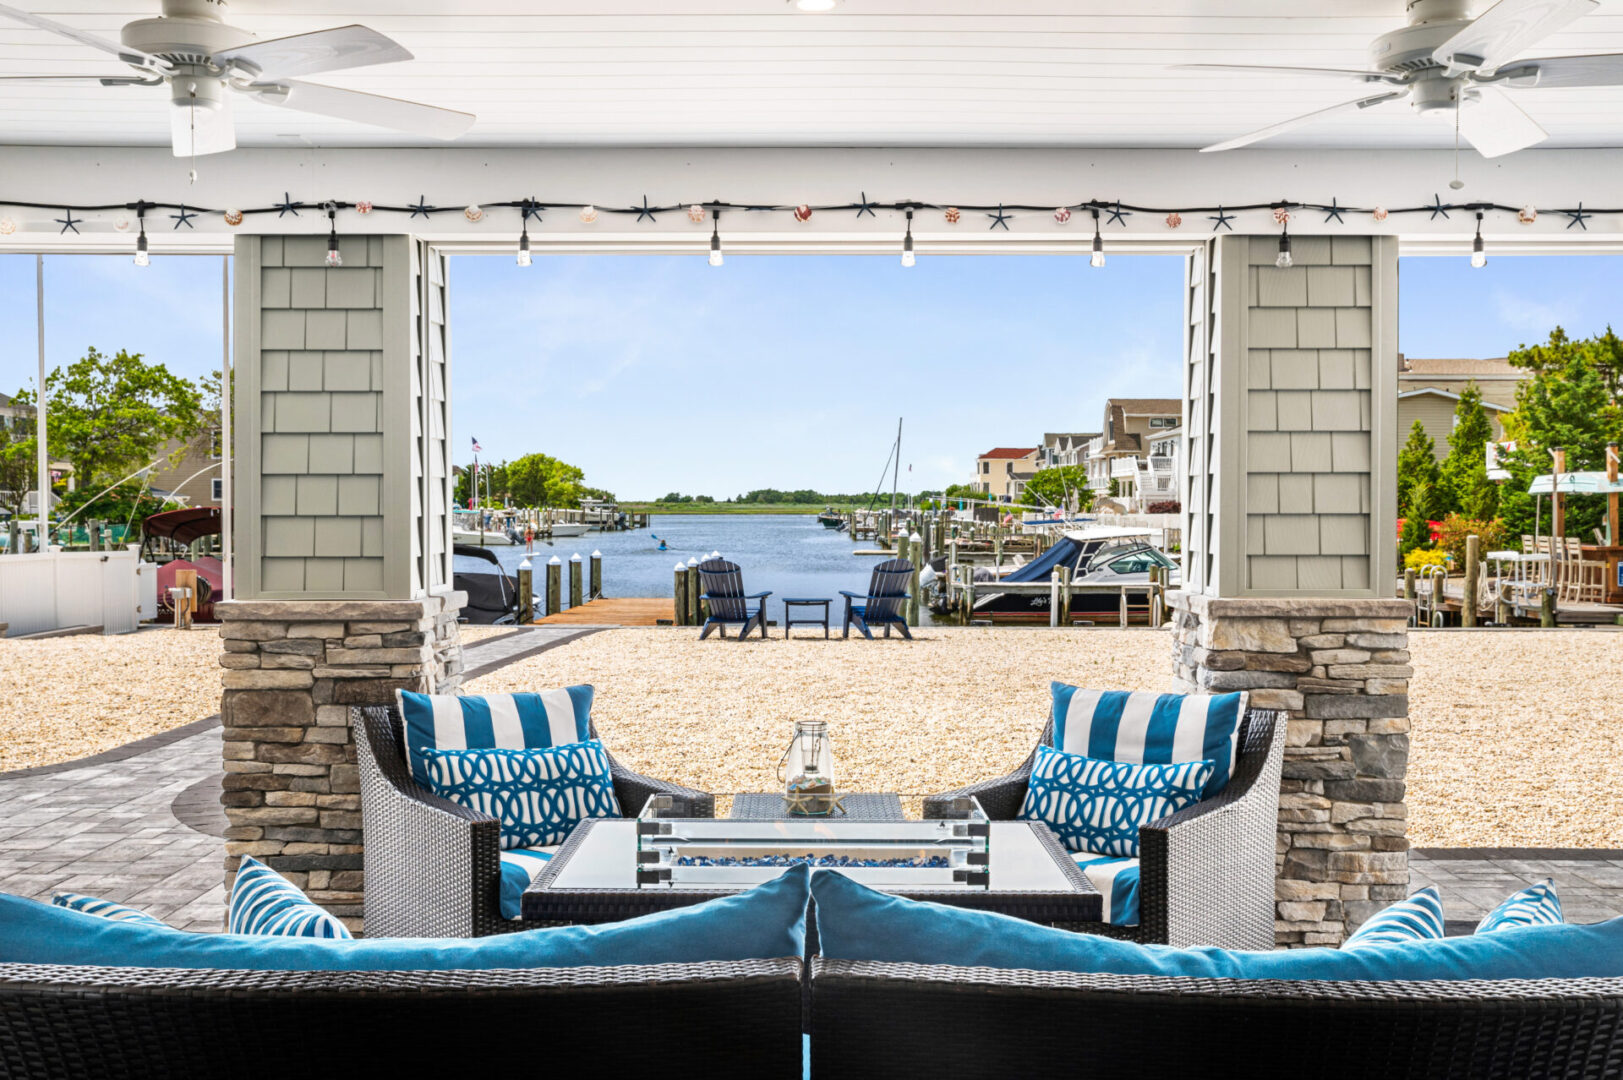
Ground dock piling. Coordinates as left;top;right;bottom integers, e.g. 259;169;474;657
1049;568;1061;628
569;553;583;610
673;562;689;626
908;532;922;627
1462;535;1480;629
590;550;603;599
686;559;701;626
545;557;562;617
518;559;534;624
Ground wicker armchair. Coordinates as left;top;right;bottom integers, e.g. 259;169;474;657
354;703;715;938
922;708;1286;949
809;959;1623;1079
0;959;803;1078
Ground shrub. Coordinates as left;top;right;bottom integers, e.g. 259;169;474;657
1434;513;1506;565
1145;500;1181;514
1404;548;1449;572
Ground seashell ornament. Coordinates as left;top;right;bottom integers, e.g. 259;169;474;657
687;204;706;223
1518;205;1537;225
113;215;132;232
464;205;484;223
793;204;813;222
223;209;243;227
944;207;960;224
579;205;598;224
1165;213;1182;229
1272;207;1291;225
356;201;373;215
1372;206;1388;221
0;217;15;235
1053;206;1072;224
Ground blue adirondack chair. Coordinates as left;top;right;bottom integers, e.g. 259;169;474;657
840;558;913;640
697;558;772;640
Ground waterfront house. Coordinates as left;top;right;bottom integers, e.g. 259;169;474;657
1082;398;1180;504
975;446;1041;502
1039;431;1100;470
1396;354;1524;460
147;424;225;508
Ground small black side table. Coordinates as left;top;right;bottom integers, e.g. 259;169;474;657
729;791;905;821
782;597;832;638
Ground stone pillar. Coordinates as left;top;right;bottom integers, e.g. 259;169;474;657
218;595;465;930
1170;594;1412;945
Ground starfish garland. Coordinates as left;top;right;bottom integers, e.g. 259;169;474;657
1322;198;1346;225
1428;194;1450;220
1208;206;1234;232
274;192;300;218
854;191;876;218
170;205;197;229
54;210;81;235
1105;201;1130;226
520;199;543;223
408;196;434;220
987;204;1011;230
635;195;658;222
1565;203;1591;230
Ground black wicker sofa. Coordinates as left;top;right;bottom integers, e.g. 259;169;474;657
808;959;1623;1079
0;958;803;1078
354;702;715;938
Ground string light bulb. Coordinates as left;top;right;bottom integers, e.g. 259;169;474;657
901;209;915;268
1090;207;1105;268
517;205;532;267
709;209;723;267
1275;223;1293;269
324;203;342;268
1471;211;1486;268
133;209;149;267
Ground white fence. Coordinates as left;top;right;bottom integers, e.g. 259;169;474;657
0;547;157;637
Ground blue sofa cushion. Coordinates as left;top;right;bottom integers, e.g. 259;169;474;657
1478;878;1563;933
1050;685;1246;797
52;893;172;929
1341;887;1445;950
229;857;352;939
422;742;622;850
0;864;810;972
1018;746;1212;858
499;847;557;921
398;687;594;787
810;868;1623;982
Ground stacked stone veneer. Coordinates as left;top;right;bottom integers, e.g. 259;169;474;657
218;595;463;930
1170;592;1413;946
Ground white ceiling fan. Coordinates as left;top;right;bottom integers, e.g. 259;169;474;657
1181;0;1623;157
0;0;475;157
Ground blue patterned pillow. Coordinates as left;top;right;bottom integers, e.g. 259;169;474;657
52;893;171;929
229;856;353;939
421;740;622;850
1017;745;1213;858
1050;685;1246;798
1477;879;1562;934
1342;887;1445;950
397;687;595;787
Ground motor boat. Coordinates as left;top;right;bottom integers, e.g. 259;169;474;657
546;522;590;538
452;544;522;624
452;509;517;546
957;526;1180;620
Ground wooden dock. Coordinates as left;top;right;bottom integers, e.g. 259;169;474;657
535;598;674;626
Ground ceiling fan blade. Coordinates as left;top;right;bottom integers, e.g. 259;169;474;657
1458;85;1548;157
213;25;411;81
0;2;170;73
1175;63;1406;85
1199;91;1404;153
0;74;159;85
1433;0;1597;74
171;94;236;158
248;80;474;139
1494;52;1623;87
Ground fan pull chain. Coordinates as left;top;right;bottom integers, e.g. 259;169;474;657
1449;90;1464;191
188;81;198;185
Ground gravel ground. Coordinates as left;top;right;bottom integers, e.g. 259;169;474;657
0;629;224;772
458;626;520;645
6;624;1618;848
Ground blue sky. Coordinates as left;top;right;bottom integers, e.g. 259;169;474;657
2;251;1621;500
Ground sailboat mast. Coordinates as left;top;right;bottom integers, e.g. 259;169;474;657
890;417;902;514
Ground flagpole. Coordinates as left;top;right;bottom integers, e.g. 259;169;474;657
35;255;49;549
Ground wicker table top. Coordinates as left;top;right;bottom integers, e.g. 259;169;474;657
729;791;905;821
523;818;1104;930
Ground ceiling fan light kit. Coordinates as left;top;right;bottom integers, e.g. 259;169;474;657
0;0;476;161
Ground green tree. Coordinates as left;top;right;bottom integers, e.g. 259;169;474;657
1396;420;1441;522
1498;327;1623;538
1438;383;1497;520
1019;465;1094;510
506;452;586;509
1399;482;1434;558
0;426;35;518
942;482;981;503
9;348;206;493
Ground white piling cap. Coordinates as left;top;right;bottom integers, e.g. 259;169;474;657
909;531;923;542
687;557;699;566
710;550;721;558
591;550;601;558
518;558;532;570
570;552;582;562
675;562;688;571
548;555;562;565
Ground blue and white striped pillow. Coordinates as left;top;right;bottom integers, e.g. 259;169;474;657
1018;745;1213;858
1341;887;1446;949
52;892;171;929
229;856;353;939
398;687;595;787
422;741;621;850
1477;879;1563;934
1050;685;1247;798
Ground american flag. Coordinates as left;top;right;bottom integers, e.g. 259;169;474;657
471;436;482;454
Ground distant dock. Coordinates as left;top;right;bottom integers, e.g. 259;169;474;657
535;598;674;626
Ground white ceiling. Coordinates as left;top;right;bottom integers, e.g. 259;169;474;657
4;0;1623;151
